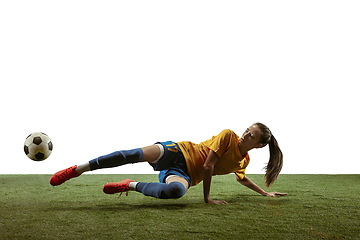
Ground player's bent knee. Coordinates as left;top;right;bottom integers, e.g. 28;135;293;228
160;182;186;199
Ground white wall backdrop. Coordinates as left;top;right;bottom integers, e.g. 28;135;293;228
1;1;359;175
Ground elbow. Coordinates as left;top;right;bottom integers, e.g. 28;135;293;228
203;164;213;172
238;176;248;185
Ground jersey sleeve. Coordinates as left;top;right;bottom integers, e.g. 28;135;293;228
234;169;246;180
207;129;233;158
234;153;250;180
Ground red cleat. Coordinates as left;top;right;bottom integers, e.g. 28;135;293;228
49;165;81;186
103;179;134;197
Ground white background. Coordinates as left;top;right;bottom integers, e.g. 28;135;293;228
1;1;359;175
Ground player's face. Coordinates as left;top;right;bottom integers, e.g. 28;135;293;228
239;124;262;150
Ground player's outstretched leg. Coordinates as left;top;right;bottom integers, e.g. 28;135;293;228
49;148;144;186
136;182;186;199
103;180;186;199
89;148;143;170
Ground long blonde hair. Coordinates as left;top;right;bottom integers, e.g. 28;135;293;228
254;122;283;187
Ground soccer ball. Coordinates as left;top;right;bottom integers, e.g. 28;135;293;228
24;132;53;161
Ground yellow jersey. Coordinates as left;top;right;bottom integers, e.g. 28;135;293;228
177;129;250;186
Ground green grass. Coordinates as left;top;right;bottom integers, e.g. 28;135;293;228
1;174;359;239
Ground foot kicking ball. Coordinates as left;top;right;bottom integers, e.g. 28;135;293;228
24;132;53;161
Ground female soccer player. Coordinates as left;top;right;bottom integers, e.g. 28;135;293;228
50;122;286;204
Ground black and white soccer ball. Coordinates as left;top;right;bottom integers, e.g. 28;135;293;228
24;132;53;161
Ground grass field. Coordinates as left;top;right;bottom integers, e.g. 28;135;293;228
1;174;359;239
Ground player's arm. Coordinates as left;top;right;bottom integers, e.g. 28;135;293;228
203;150;228;204
237;176;287;197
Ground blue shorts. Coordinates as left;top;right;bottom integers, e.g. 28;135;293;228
149;141;191;188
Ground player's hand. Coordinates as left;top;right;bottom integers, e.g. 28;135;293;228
264;192;287;197
206;199;228;205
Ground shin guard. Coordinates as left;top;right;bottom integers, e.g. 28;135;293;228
89;148;143;171
136;182;185;199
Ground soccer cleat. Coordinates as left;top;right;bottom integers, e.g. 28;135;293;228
103;179;134;197
49;165;81;186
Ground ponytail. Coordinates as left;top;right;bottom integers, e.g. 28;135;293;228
264;135;283;187
254;123;283;187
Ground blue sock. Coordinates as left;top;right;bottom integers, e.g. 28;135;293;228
89;148;143;170
136;182;186;199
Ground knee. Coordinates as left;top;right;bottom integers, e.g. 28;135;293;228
161;182;186;199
